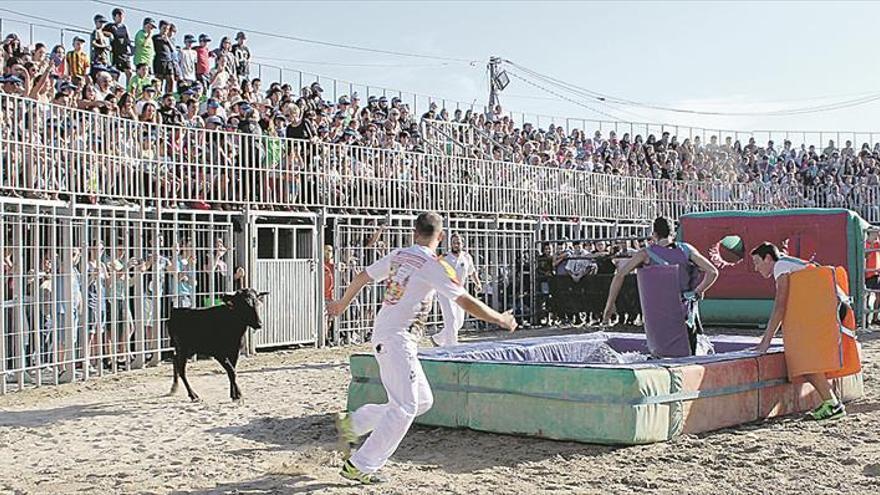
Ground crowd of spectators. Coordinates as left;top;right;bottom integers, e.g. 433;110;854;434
1;7;879;218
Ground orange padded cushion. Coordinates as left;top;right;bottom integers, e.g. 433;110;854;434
782;266;842;380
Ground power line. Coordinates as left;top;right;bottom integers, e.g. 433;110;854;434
91;0;480;65
252;55;454;69
505;70;631;123
0;7;91;33
504;60;880;117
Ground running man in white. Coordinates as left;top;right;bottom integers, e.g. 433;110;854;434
328;212;518;485
432;233;483;347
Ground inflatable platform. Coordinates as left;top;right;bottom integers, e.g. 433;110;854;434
347;332;863;445
677;208;870;325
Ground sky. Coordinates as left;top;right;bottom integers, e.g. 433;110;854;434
4;0;880;138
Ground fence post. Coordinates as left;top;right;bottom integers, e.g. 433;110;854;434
245;207;257;355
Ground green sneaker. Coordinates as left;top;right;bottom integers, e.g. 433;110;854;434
340;460;386;485
807;401;846;421
335;412;360;456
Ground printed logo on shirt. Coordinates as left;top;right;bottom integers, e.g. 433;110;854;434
438;259;461;285
383;261;413;305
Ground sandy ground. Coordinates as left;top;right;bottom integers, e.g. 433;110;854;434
1;326;880;495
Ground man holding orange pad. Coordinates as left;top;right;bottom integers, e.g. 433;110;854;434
751;241;852;421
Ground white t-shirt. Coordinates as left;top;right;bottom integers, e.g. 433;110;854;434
443;251;475;286
773;257;808;281
179;48;197;82
210;69;230;90
366;245;466;338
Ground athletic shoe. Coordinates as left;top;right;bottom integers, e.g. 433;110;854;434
807;401;846;421
335;412;359;456
340;460;386;485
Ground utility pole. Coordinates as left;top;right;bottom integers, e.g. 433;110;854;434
487;56;502;110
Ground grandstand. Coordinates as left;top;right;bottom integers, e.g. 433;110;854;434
0;7;879;394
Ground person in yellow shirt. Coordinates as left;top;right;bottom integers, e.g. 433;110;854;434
65;37;90;79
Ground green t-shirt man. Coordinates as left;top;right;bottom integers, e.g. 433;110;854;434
133;26;155;67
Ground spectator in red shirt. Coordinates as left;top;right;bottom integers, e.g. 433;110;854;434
195;33;213;88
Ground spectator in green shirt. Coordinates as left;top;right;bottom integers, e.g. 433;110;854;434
127;62;154;99
133;17;156;68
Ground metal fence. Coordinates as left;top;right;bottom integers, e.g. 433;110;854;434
0;202;236;394
1;92;857;223
5;14;880;152
325;214;650;342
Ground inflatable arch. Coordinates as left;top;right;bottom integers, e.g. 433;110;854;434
677;209;870;325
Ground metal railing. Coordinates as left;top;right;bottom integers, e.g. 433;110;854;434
1;92;833;223
5;14;880;152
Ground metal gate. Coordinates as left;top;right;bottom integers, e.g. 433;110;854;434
329;214;538;341
250;221;319;348
445;217;537;327
330;214;416;344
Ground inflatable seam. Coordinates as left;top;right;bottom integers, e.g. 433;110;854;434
666;368;684;440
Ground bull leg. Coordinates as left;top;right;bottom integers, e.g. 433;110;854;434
169;350;180;395
217;356;241;402
177;353;199;402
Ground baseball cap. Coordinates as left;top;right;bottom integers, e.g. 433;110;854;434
143;17;157;27
378;96;388;103
207;99;221;108
236;31;246;40
94;14;107;23
73;36;85;43
338;95;350;105
205;116;224;126
368;95;378;103
198;33;211;42
310;82;323;93
143;86;157;94
183;34;195;43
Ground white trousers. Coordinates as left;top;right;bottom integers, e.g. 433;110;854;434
349;332;433;473
434;294;465;347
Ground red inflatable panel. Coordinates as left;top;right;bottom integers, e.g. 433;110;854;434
679;212;850;299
